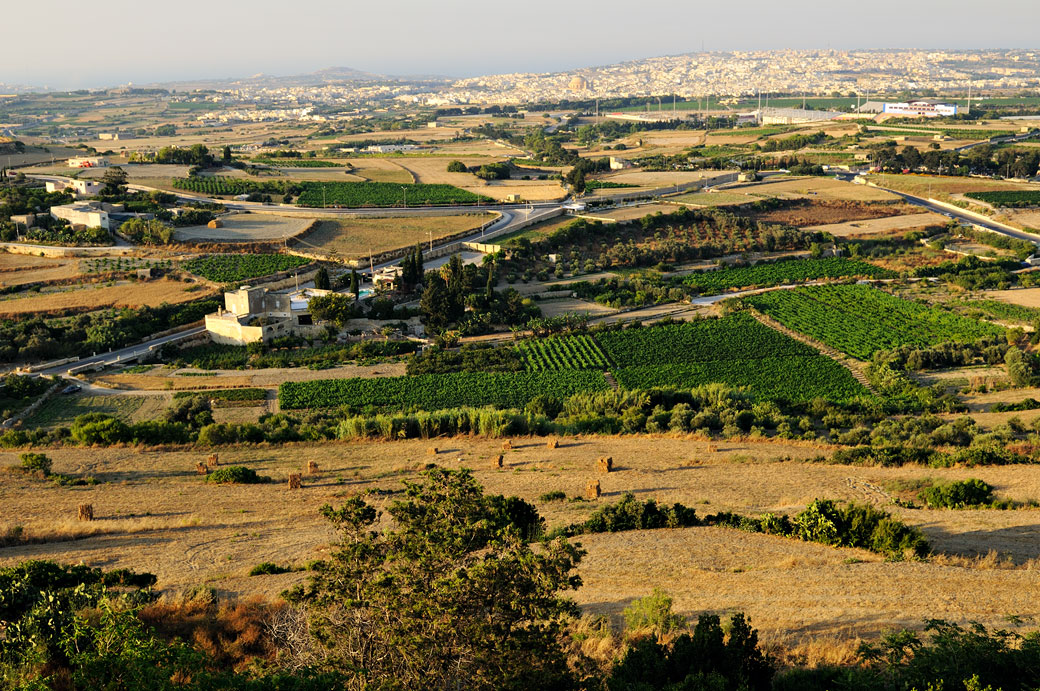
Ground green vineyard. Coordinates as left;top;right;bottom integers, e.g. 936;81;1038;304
171;177;285;196
965;190;1040;208
747;284;1004;360
278;370;610;411
294;181;493;208
683;257;894;295
515;334;610;371
183;254;312;283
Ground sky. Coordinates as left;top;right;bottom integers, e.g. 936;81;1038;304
4;0;1040;89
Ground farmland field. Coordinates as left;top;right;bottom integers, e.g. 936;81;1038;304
0;279;214;316
300;213;495;259
746;284;1005;360
682;257;894;295
596;314;818;366
612;356;867;402
515;334;609;371
278;370;610;410
295;181;493;208
182;254;312;283
965;190;1040;208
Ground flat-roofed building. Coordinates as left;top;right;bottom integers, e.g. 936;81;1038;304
49;203;109;230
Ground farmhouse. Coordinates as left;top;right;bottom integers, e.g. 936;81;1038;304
46;179;103;196
67;156;109;168
49;203;109;230
205;285;332;345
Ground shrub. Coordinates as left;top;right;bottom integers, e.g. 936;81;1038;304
19;452;52;475
248;562;292;576
622;588;686;634
205;466;270;484
539;491;567;502
919;479;994;508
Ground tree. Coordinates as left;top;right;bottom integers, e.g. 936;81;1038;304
420;273;455;331
349;268;359;297
222;145;232;163
314;267;331;290
285;469;583;691
155;124;176;136
308;293;356;328
446;160;467;173
100;166;128;195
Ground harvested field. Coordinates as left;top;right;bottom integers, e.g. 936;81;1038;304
1000;209;1040;231
804;211;948;237
459;180;567;202
536;297;618;319
673;191;760;207
297;213;496;259
3;436;1040;649
24;393;168;428
93;362;408;391
598;170;719;188
733;177;900;202
980;287;1040;309
396;157;505;185
173;214;313;243
340;158;413;184
589;203;678;222
0;253;83;287
0;279;214;316
494;215;575;244
735;199;921;227
869;174;1040;200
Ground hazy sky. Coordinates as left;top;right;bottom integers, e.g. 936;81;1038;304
5;0;1039;88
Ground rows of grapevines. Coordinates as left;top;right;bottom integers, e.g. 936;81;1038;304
171;177;284;196
515;334;609;371
279;370;609;410
595;313;817;367
294;181;493;208
682;257;895;295
183;254;312;283
612;356;868;403
747;284;1004;360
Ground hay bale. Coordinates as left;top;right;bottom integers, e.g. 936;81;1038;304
307;461;319;475
501;440;512;450
427;447;439;456
207;453;219;466
491;454;504;469
207;219;223;229
288;473;301;490
707;444;718;454
78;504;94;522
195;462;209;475
585;480;601;501
547;438;559;449
597;456;613;473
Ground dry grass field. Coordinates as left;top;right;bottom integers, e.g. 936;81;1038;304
0;279;214;316
0;253;84;287
673;191;761;207
536;297;618;319
93;361;408;391
3;436;1040;651
804;212;949;237
174;214;313;242
868;174;1040;199
460;179;568;202
590;203;678;222
340;158;414;184
735;177;901;202
980;287;1040;309
395;157;504;185
297;213;496;259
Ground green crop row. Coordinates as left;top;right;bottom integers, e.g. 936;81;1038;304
183;254;312;283
683;258;894;295
747;285;1004;360
171;177;285;196
595;313;817;367
174;388;266;401
294;181;493;208
612;356;868;403
515;334;609;371
253;158;342;168
965;190;1040;208
278;370;610;410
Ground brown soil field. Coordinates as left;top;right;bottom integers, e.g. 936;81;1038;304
3;436;1040;650
598;171;719;187
340;158;414;184
461;180;567;202
1000;209;1040;231
174;214;313;243
742;200;924;228
981;287;1040;309
734;177;900;202
672;191;760;207
536;297;618;319
94;361;408;391
0;279;214;316
298;213;496;259
395;157;504;185
0;253;83;287
804;212;949;237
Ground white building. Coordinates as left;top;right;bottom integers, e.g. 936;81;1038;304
881;101;958;118
67;156;109;168
205;285;332;345
49;204;109;230
46;179;103;196
609;156;635;170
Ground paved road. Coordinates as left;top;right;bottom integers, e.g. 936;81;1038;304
37;326;206;376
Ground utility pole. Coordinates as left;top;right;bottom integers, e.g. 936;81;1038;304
401;186;407;208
